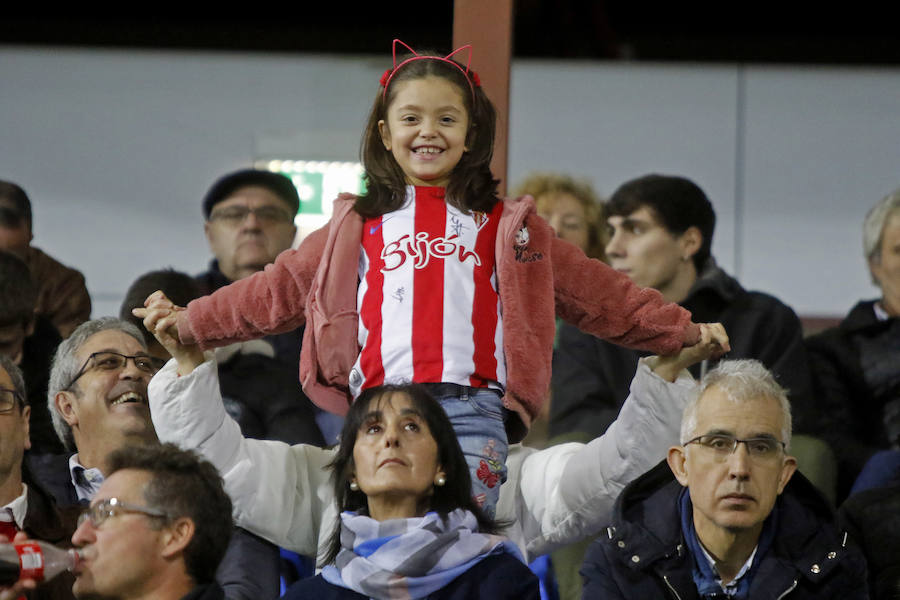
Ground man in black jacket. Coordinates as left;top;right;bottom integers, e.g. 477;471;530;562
806;187;900;500
550;174;814;442
581;359;868;600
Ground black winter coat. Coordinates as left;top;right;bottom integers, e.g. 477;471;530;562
581;462;869;600
550;260;814;440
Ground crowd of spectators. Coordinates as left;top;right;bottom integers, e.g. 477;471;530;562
0;167;897;600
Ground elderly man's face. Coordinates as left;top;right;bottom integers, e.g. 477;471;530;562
870;210;900;315
71;469;165;599
0;365;29;485
56;330;157;447
669;385;796;541
204;186;297;282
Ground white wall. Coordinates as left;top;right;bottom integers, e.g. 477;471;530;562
2;46;898;318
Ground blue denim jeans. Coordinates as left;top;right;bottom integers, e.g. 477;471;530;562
428;384;509;519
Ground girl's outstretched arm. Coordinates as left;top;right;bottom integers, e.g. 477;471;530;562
174;224;330;351
549;229;703;355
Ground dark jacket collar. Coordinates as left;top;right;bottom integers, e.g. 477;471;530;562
180;583;225;600
839;299;891;334
606;461;849;594
683;257;746;307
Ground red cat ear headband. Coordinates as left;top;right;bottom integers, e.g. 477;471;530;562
380;39;481;101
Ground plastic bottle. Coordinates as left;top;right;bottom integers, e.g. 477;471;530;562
0;541;82;586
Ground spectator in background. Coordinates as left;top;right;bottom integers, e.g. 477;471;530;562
0;354;78;600
120;269;323;446
511;172;608;600
806;187;900;501
548;175;827;498
70;443;234;600
0;180;91;338
512;172;607;260
581;360;867;599
0;250;63;454
196;169;342;443
27;317;280;600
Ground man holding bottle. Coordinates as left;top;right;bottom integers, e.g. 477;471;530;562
0;354;78;600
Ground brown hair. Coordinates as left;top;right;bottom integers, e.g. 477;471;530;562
355;49;499;218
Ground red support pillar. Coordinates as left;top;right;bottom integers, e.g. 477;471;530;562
453;0;513;195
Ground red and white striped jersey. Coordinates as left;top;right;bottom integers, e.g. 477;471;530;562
350;186;505;397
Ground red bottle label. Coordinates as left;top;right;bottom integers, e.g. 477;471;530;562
14;542;45;581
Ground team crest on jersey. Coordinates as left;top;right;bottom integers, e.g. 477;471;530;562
472;211;490;232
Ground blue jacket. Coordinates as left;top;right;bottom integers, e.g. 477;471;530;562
581;462;869;600
283;552;539;600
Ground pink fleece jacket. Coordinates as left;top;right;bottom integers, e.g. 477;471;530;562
178;194;698;442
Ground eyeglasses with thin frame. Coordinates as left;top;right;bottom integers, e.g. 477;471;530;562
77;497;170;529
208;205;294;226
683;433;786;462
0;387;23;414
65;351;166;391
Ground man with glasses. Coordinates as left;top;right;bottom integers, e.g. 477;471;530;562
69;443;232;600
28;317;279;600
196;169;300;366
0;354;79;600
581;359;867;599
195;170;341;444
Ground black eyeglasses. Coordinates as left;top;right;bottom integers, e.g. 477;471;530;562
683;434;786;462
65;351;166;390
0;387;23;414
77;497;169;529
208;205;294;226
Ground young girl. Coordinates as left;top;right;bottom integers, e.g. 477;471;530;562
143;40;706;517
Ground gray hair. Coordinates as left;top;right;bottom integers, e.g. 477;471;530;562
680;359;793;451
0;353;27;409
47;317;147;452
863;188;900;285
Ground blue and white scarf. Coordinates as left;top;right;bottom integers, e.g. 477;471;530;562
321;508;522;599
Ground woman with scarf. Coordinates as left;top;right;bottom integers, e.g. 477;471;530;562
283;382;539;600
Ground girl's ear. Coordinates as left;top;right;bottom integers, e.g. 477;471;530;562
378;120;392;151
465;124;476;152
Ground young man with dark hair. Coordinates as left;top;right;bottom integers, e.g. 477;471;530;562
550;174;814;443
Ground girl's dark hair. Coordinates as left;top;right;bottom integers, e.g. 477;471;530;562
355;50;500;218
322;383;499;566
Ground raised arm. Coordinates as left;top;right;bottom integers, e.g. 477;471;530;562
500;325;727;560
143;305;337;558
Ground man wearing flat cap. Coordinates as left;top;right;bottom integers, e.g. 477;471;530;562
196;169;300;366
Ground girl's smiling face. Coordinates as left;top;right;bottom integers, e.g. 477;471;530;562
378;76;470;188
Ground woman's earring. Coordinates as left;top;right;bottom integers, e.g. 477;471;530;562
349;480;359;491
435;475;446;487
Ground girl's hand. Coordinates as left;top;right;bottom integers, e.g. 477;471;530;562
649;322;729;382
0;532;38;600
133;291;205;376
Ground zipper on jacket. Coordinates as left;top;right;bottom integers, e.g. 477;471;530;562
776;579;798;599
662;575;683;600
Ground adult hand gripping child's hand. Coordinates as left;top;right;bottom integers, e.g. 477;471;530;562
648;322;730;383
133;291;205;376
